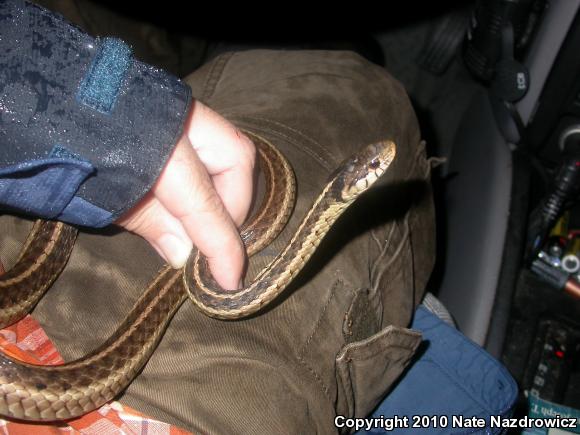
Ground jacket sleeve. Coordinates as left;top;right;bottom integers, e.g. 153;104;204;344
0;0;192;227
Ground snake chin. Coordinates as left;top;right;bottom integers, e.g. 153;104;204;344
338;140;396;201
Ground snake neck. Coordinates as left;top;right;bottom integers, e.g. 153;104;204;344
187;180;352;319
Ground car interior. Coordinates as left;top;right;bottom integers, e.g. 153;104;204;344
385;0;580;423
399;0;580;424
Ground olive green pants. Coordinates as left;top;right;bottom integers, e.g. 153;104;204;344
2;4;436;432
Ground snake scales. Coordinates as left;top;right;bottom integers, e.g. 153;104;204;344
0;137;396;421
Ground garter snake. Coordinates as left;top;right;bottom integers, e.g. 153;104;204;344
0;137;396;421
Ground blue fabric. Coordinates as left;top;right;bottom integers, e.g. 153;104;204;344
360;307;518;434
0;157;94;219
0;0;192;228
0;143;113;226
77;38;132;114
57;195;112;227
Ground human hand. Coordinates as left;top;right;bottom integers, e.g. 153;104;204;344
117;100;256;290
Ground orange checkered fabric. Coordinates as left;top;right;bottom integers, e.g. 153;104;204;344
0;315;192;435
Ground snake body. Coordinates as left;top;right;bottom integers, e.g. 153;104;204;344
0;220;77;328
0;138;396;421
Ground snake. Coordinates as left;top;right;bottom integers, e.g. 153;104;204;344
0;136;396;421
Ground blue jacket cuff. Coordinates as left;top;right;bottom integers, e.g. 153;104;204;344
0;0;192;227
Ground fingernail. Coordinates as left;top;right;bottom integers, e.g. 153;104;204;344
158;234;191;268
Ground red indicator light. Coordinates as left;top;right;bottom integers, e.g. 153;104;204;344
556;350;565;358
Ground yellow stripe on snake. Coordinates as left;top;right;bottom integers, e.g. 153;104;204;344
0;137;396;421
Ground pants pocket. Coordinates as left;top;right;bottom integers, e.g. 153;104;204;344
335;324;421;421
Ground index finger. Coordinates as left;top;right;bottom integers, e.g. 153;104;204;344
153;135;245;290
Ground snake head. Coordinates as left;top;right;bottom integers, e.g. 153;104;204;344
333;140;396;201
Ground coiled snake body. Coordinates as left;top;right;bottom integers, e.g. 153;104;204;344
0;138;396;421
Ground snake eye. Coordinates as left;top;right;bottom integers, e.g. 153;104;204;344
369;158;380;170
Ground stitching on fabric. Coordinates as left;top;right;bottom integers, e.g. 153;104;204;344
227;120;332;171
250;116;336;163
295;279;343;404
298;279;342;359
342;287;365;342
225;115;336;166
341;336;420;362
336;362;354;417
336;330;420;418
226;115;328;158
201;52;235;102
209;72;357;101
297;356;332;401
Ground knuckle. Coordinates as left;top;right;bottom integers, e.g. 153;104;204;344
234;132;257;169
182;181;226;221
200;188;226;214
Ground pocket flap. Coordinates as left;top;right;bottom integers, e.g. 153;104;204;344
336;325;421;419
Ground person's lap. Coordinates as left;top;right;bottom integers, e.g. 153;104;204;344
0;42;435;433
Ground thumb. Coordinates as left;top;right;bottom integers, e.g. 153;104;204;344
116;193;193;268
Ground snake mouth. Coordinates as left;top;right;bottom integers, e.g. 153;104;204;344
354;164;386;191
340;140;396;201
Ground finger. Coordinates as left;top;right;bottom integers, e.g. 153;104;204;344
186;101;256;226
153;135;245;290
117;193;192;268
212;163;254;227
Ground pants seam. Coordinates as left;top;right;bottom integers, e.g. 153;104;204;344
201;51;235;102
225;115;336;169
298;278;342;360
296;355;332;403
295;279;343;406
